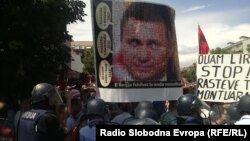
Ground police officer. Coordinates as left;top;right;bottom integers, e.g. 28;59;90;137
134;101;154;113
226;102;241;125
123;101;159;125
134;108;158;121
79;98;110;141
15;83;67;141
124;108;159;125
235;94;250;125
176;94;204;125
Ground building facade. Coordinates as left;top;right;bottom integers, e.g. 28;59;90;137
66;41;93;81
224;36;250;54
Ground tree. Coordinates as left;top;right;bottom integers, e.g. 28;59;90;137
181;63;196;83
0;0;86;105
82;48;94;75
210;47;229;54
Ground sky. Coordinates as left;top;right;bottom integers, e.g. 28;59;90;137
67;0;250;68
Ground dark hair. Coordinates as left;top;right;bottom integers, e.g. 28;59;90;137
121;2;175;42
121;2;180;81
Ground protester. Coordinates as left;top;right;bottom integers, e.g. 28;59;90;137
159;100;178;125
66;89;84;133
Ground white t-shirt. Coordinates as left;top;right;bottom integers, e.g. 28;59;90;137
235;115;250;125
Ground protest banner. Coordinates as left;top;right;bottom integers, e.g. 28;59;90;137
197;54;250;102
92;0;182;102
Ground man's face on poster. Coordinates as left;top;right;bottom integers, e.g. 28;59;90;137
121;18;169;81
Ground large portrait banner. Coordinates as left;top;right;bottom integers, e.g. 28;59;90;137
92;0;182;102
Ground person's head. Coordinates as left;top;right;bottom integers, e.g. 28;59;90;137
134;100;153;115
124;118;159;125
70;89;82;115
86;98;109;120
237;94;250;115
31;83;63;110
135;108;158;121
176;94;202;117
163;100;177;113
134;101;158;120
121;2;179;81
226;103;241;125
135;101;154;110
69;89;81;99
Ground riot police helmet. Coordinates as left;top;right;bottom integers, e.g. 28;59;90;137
135;108;158;121
87;98;108;116
134;101;154;115
238;94;250;113
136;101;154;110
176;94;202;116
31;83;63;107
124;118;159;125
226;102;241;124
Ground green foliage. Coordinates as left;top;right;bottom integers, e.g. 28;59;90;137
246;46;250;53
232;50;243;54
82;48;95;75
0;0;86;103
181;63;196;83
210;47;229;54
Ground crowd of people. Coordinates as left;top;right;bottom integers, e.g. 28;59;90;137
1;1;249;141
1;81;250;141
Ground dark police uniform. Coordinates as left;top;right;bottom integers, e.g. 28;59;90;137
16;109;66;141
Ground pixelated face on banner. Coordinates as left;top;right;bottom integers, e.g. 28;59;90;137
121;18;170;81
92;0;182;102
113;1;180;83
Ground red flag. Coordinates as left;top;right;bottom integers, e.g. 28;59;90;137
198;25;210;54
